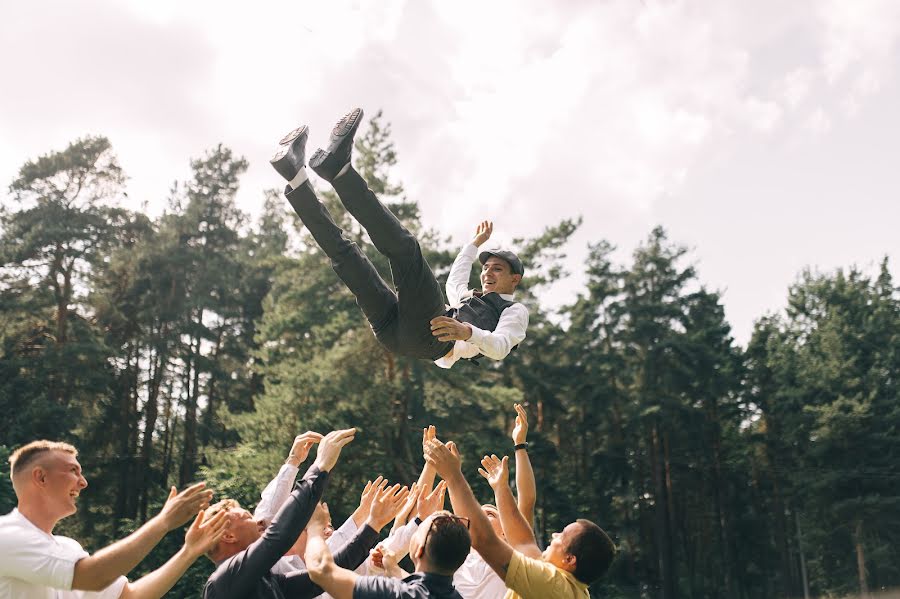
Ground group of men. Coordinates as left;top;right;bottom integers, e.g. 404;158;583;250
0;109;616;597
1;404;615;598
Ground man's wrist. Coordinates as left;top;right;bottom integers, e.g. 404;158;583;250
514;442;528;451
285;455;302;467
365;517;388;532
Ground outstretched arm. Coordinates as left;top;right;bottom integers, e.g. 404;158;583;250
254;432;322;524
120;510;230;599
511;403;536;525
424;439;515;580
445;221;493;306
479;455;540;559
306;482;410;599
71;483;213;591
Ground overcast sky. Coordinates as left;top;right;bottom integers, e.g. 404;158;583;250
2;0;899;345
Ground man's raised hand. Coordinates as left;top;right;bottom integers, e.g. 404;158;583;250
359;476;387;514
287;431;323;467
472;220;494;247
183;509;231;558
512;404;528;446
478;454;510;491
367;483;411;531
416;480;447;520
314;428;357;472
424;439;462;480
157;482;214;530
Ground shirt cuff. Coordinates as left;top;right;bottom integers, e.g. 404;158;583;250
467;324;488;347
462;243;479;259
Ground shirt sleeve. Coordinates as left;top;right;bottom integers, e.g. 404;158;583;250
353;575;416;598
0;530;86;590
253;463;300;524
206;465;330;598
382;520;418;556
282;525;381;599
327;515;359;551
465;302;529;360
504;550;575;599
445;244;478;307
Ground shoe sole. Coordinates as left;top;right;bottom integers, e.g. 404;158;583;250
327;108;363;151
279;124;308;146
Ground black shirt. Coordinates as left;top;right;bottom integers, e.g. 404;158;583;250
203;465;381;599
353;572;464;599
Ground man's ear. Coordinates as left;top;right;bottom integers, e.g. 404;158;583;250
31;466;47;487
511;274;522;287
563;552;577;572
221;529;237;544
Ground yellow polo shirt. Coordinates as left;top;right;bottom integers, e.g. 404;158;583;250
503;550;590;599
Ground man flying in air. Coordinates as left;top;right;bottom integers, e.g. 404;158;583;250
270;108;528;368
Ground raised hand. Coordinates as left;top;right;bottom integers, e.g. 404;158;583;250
287;431;324;467
360;476;387;514
511;404;528;445
394;482;420;528
422;425;437;455
183;509;231;558
416;480;447;520
157;482;214;530
369;543;403;578
424;439;462;479
472;220;494;247
367;483;411;531
314;428;357;472
478;454;510;490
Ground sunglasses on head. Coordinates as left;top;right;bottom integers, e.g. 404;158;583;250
423;514;470;548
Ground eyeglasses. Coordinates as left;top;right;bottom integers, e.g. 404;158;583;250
422;514;470;550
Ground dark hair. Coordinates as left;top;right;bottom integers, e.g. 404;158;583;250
425;516;472;574
567;519;616;584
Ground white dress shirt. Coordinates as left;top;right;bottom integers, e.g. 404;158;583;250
434;244;529;369
0;509;128;598
453;549;507;599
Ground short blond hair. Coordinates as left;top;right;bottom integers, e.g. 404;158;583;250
203;498;241;559
9;440;78;478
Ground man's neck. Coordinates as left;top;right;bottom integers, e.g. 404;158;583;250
17;501;61;535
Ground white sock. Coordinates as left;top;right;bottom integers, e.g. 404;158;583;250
289;167;308;190
335;161;352;179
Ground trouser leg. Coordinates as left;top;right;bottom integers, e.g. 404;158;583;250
330;168;452;360
285;181;398;338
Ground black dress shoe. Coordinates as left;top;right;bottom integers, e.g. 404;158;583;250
309;107;363;182
270;124;308;181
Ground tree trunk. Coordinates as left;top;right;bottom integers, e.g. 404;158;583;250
652;425;677;599
855;520;869;598
139;344;166;521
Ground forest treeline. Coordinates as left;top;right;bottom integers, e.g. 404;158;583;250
1;113;898;598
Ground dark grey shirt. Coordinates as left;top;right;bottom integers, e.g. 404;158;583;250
353;573;464;599
203;465;381;599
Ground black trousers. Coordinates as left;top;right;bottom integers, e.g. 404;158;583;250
285;167;454;361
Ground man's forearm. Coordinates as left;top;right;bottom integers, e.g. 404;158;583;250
72;516;169;591
120;546;198;599
495;479;536;549
445;471;514;578
514;449;536;525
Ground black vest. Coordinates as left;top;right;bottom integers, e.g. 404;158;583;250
450;292;517;336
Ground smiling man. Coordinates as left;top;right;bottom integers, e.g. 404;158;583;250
0;439;223;598
270;108;528;367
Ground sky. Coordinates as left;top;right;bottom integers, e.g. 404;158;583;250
1;0;899;346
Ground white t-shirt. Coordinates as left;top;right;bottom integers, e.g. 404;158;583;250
0;509;127;599
453;549;507;599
